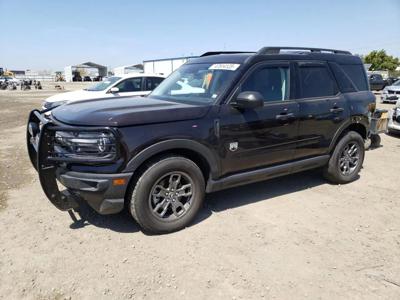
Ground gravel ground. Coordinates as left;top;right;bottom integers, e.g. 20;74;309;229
0;85;399;299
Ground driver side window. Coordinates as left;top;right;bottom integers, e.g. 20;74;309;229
115;77;142;92
240;66;290;102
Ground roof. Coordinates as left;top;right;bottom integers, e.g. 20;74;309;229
190;52;362;65
143;56;198;63
114;73;165;78
114;64;143;69
69;62;107;69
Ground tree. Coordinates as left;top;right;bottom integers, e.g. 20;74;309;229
364;50;399;71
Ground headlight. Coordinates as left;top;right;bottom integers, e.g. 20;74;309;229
53;131;117;160
43;100;68;109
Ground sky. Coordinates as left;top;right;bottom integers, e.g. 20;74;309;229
1;0;399;71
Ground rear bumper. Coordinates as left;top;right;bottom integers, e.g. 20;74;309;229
57;171;132;214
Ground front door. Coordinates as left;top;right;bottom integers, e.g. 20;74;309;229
218;62;299;177
112;77;145;97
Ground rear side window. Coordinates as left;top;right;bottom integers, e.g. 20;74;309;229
240;66;290;102
145;77;164;91
340;64;368;91
298;66;337;98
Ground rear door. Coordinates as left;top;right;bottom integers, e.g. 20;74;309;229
293;61;349;159
218;61;300;176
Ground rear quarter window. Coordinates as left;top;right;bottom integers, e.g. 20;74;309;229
339;64;369;91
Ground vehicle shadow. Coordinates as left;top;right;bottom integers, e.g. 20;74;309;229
68;169;327;234
201;169;326;215
69;203;141;233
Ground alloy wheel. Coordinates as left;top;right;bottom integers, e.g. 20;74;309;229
149;172;194;221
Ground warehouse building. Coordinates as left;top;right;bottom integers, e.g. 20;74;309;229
143;56;197;76
64;62;107;82
113;64;143;76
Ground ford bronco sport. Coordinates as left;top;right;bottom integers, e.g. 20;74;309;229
27;47;375;234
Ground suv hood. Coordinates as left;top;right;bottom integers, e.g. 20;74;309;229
52;97;211;127
386;85;400;92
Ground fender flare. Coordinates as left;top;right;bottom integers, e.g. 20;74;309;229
328;116;369;152
124;139;220;179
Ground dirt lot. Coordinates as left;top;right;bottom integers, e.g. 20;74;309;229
0;84;399;299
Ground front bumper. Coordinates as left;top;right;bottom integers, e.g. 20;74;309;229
382;93;399;103
27;109;131;215
57;171;132;214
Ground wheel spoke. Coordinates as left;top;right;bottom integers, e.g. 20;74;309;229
177;183;192;198
153;199;169;217
348;144;358;155
169;174;181;190
171;200;185;216
153;185;167;198
350;156;358;165
344;161;350;174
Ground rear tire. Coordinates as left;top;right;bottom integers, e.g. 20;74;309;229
128;156;205;234
323;131;365;184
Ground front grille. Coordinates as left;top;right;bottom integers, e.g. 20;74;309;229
388;90;400;95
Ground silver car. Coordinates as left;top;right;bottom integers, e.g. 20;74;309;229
382;80;400;104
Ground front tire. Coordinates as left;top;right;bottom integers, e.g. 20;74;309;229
128;156;205;234
323;131;365;184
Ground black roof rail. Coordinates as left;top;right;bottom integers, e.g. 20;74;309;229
257;47;351;55
200;51;255;57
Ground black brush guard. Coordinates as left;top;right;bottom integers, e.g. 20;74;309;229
27;110;80;211
27;110;120;212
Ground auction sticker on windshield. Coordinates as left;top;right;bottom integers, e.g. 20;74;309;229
209;64;240;71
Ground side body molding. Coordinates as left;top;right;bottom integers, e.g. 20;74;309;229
124;139;220;179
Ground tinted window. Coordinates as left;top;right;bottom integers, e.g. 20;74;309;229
340;64;368;91
241;66;289;102
299;66;337;98
329;62;356;93
145;77;164;90
115;77;142;92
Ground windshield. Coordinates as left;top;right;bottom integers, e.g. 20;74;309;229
150;63;241;104
393;80;400;86
85;76;121;91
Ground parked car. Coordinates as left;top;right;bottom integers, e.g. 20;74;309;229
369;74;386;91
27;46;375;234
388;103;400;134
42;73;165;109
0;76;20;85
382;79;400;103
83;76;92;82
384;76;399;87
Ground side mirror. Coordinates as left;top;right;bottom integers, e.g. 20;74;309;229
232;91;264;110
109;87;119;93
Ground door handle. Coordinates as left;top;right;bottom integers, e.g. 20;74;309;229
275;112;294;120
330;107;344;114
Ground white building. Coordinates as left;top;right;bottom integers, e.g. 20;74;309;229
64;62;107;82
143;56;197;76
113;64;143;76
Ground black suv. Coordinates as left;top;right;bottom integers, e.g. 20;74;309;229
27;47;375;233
